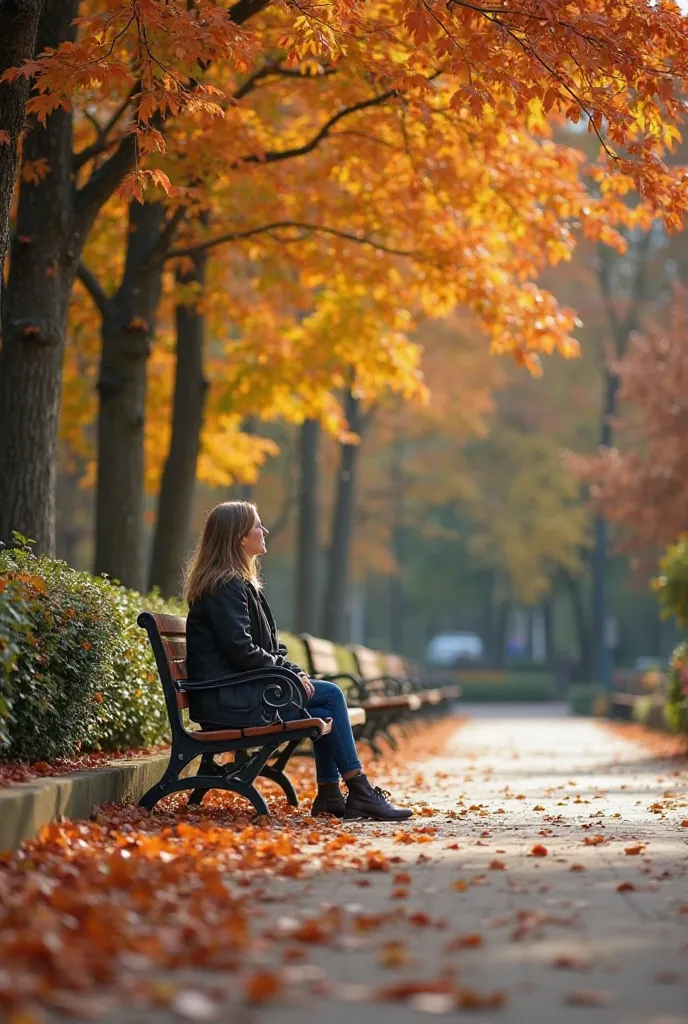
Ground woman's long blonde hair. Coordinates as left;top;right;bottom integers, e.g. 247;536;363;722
184;501;261;605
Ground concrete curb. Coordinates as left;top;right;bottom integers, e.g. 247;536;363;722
0;752;172;854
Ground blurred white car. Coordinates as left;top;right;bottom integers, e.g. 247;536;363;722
425;632;484;667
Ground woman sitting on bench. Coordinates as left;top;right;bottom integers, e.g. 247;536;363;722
184;500;413;823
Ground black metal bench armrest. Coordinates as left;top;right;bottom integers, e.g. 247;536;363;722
360;673;404;696
313;671;367;703
183;665;303;691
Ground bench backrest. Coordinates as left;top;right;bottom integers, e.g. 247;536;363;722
350;644;384;685
384;652;408;679
138;613;190;734
299;633;340;677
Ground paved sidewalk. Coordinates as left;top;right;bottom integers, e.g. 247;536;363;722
238;708;688;1024
10;708;688;1024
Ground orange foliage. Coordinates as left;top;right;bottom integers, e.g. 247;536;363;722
570;290;688;554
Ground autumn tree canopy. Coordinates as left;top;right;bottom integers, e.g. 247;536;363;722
1;0;688;580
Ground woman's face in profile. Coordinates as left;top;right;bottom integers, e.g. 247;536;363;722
242;516;268;558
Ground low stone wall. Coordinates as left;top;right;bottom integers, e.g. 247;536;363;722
0;752;173;853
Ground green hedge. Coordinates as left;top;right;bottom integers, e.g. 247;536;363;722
567;683;608;717
457;677;556;702
0;548;182;761
665;640;688;735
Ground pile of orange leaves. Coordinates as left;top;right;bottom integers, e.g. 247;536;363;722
0;719;466;1019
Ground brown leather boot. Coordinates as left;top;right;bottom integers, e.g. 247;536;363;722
344;773;413;821
311;781;348;817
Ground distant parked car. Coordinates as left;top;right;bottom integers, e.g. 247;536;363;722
425;632;484;667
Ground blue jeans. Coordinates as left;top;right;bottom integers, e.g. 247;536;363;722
306;679;363;783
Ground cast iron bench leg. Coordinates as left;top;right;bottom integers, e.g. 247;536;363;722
259;739;300;806
188;752;227;807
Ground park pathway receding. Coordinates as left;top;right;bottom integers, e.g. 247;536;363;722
235;707;688;1024
2;707;687;1024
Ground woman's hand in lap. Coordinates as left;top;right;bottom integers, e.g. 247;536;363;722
298;673;315;700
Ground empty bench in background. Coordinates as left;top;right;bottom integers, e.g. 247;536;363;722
299;635;420;757
137;612;361;816
384;653;462;713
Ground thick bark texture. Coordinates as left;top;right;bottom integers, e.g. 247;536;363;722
0;2;79;553
295;418;320;634
0;0;43;289
322;392;363;642
93;201;167;590
149;252;209;597
0;0;137;555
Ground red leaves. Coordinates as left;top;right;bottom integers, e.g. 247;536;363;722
529;844;548;857
445;934;484;951
244;970;283;1005
582;835;607;846
365;851;389;872
616;882;636;893
624;844;645;856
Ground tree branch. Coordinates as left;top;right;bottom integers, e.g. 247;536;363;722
228;0;274;25
73;85;140;171
237;89;397;168
148;206;188;266
167;220;422;259
76;262;110;317
232;61;338;101
74;132;138;242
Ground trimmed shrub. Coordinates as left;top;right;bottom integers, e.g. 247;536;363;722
457;677;556;702
0;548;182;760
653;536;688;627
567;683;608;717
665;640;688;735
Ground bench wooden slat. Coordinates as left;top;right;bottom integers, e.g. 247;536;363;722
170;660;188;682
352;644;383;681
162;636;187;659
300;634;340;676
197;716;332;742
385;653;407;677
347;706;366;728
151;612;187;637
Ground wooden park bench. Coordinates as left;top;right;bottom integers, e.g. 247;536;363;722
299;634;413;756
137;612;363;816
384;653;462;710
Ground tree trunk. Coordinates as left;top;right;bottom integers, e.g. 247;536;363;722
322;391;363;642
388;431;406;652
93;201;166;591
0;0;136;555
0;0;43;291
148;252;209;597
0;1;79;554
561;568;592;681
591;366;619;687
493;598;510;669
295;418;320;634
